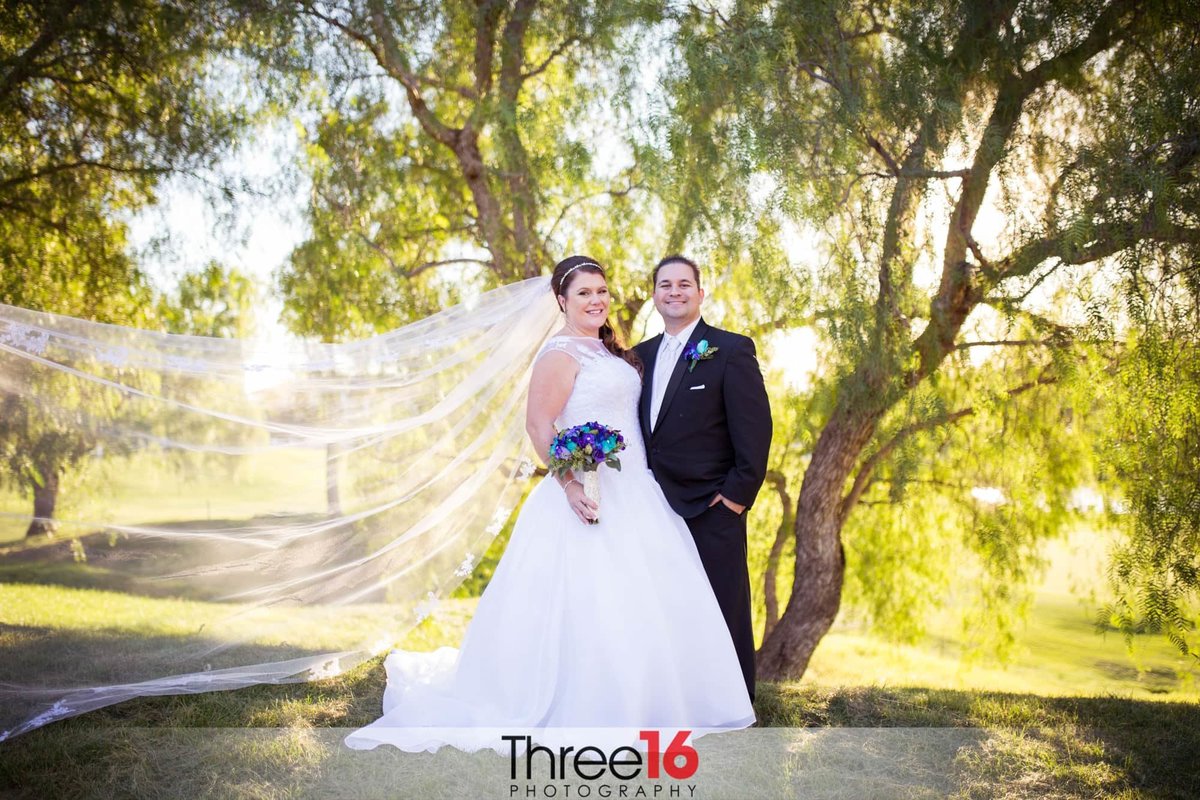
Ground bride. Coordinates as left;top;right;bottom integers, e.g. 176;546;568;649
344;255;756;752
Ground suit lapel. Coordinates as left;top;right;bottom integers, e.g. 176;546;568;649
639;334;662;444
652;319;710;435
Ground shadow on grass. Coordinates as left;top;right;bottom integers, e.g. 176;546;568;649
0;515;391;604
1092;658;1180;692
758;683;1200;799
0;622;362;745
2;677;1197;798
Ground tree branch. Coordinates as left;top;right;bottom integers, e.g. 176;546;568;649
401;257;493;278
914;0;1141;385
545;179;643;241
956;338;1053;349
522;35;582;81
0;0;83;102
321;0;459;149
865;133;900;175
0;159;169;191
1002;219;1200;284
871;0;1022;342
796;61;843;92
839;372;1058;521
497;0;543;275
471;0;504;95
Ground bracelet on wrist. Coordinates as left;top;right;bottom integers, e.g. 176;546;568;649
564;478;582;491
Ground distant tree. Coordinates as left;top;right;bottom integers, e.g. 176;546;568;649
0;0;261;535
156;261;259;339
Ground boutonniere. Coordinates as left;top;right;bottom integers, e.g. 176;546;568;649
683;339;719;372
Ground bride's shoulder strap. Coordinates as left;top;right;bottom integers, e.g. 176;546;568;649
534;338;577;365
533;337;601;365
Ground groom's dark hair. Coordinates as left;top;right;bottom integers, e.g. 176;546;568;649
653;255;702;287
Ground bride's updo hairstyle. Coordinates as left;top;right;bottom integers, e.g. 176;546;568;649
551;255;643;377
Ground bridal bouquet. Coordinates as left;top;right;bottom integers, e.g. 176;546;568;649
547;422;626;524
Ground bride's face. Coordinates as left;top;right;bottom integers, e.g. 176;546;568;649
559;271;611;334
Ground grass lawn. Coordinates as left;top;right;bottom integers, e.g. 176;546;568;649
1;493;1197;797
0;449;328;544
2;584;1197;798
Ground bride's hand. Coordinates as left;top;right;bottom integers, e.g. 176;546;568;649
564;481;599;524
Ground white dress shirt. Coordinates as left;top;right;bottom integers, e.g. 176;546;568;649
649;317;701;431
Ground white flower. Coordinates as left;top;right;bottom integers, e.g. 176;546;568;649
454;553;477;578
27;699;71;728
99;345;130;368
415;591;440;623
0;323;51;355
164;354;210;373
485;507;511;535
517;458;536;480
309;657;341;680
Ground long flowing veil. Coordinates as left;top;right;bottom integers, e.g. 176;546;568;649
0;276;560;741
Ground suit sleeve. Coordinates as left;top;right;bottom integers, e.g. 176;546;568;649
719;336;772;508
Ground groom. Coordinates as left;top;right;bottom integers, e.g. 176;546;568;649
635;255;771;702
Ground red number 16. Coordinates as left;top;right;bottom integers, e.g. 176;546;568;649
638;729;699;779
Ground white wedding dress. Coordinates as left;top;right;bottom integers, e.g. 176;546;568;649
344;336;755;753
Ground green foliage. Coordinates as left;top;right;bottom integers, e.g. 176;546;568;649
1099;319;1200;659
0;0;258;319
0;1;263;528
658;0;1200;664
836;328;1103;655
3;0;1197;669
271;0;663;341
278;93;466;338
155;261;259;338
0;356;154;534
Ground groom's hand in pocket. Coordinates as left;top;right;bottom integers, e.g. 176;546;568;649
709;493;745;515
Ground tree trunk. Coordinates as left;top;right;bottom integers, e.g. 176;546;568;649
453;132;516;278
756;406;880;679
761;470;793;641
497;0;543;278
25;469;59;538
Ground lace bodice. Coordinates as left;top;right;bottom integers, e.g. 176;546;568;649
534;336;647;469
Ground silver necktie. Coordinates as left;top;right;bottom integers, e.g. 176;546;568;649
650;337;680;431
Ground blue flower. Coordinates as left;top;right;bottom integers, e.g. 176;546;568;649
546;422;628;477
683;339;719;372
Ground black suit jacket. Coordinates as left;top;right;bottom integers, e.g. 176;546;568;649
634;318;772;519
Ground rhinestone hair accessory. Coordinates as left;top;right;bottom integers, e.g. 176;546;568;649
557;261;604;290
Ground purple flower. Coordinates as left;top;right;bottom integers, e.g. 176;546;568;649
682;339;720;372
546;421;627;477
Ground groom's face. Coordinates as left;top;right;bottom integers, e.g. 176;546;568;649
653;261;704;326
